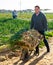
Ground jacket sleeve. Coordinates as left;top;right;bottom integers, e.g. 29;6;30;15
30;16;34;29
42;14;48;31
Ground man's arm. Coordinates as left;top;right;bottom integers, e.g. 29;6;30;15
30;16;34;29
42;14;47;31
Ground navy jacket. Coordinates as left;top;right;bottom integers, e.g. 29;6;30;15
30;12;47;31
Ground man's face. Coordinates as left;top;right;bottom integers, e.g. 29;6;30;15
35;7;40;14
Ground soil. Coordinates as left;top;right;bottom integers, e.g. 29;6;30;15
0;37;53;65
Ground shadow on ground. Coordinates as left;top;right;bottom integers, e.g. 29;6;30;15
13;52;47;65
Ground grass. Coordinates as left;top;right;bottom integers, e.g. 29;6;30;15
45;13;53;19
0;18;30;46
0;18;53;46
45;31;53;37
48;21;53;30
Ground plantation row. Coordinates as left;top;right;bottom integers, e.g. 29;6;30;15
0;18;53;46
0;12;53;20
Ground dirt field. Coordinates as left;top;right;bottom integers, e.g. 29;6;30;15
0;37;53;65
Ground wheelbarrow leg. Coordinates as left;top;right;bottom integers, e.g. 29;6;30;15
20;49;30;61
34;45;39;56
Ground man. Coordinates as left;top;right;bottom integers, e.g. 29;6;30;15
12;10;17;19
30;6;50;56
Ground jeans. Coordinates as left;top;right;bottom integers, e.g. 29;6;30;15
36;31;50;53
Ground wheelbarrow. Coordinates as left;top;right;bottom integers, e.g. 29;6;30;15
15;29;43;61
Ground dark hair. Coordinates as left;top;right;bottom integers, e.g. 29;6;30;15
35;5;40;9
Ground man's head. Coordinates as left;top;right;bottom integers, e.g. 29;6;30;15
34;5;40;14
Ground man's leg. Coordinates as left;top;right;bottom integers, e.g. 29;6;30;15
43;36;50;52
38;31;50;53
